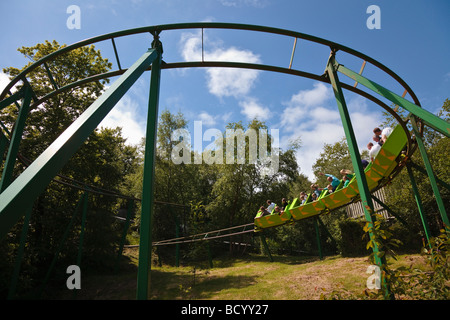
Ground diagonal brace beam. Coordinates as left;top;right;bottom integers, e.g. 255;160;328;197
0;48;159;240
336;63;450;137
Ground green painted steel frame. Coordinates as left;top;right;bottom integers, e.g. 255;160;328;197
137;37;162;300
0;86;32;192
327;54;393;299
406;163;432;245
410;117;449;229
0;23;448;300
337;64;450;137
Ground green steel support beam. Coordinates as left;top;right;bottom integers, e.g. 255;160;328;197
336;64;450;137
43;62;59;90
326;56;378;251
0;48;159;240
314;217;323;260
410;117;449;229
136;37;162;300
260;235;273;262
406;163;432;245
327;55;393;299
0;86;32;192
0;88;25;110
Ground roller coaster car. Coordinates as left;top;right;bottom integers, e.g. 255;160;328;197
254;202;294;231
254;125;408;231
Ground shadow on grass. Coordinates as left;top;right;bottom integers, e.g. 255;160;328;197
150;268;258;300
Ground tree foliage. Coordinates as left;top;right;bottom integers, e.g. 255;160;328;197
0;41;139;298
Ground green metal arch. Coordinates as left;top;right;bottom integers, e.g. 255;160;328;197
0;22;426;158
0;22;422;107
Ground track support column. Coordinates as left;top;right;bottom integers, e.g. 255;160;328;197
326;53;393;299
137;34;163;300
410;117;449;231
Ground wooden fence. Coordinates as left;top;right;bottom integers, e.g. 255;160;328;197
345;187;390;219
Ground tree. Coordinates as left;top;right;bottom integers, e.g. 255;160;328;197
312;137;353;185
0;40;140;297
1;40;112;160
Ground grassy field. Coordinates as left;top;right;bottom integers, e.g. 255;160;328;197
54;247;430;300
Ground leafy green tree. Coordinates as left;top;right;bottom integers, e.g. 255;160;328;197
0;40;140;297
1;40;112;160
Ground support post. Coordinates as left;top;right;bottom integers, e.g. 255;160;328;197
314;217;323;260
410;117;449;230
406;163;432;245
260;235;273;262
326;55;379;255
326;54;393;299
136;35;162;300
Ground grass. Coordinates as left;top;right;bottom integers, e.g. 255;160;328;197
53;247;430;300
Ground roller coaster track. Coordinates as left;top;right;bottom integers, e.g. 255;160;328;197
151;223;255;247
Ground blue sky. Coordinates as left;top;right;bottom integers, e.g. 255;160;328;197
1;0;449;181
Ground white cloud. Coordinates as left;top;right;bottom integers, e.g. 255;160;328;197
198;111;217;126
290;82;332;107
99;94;145;146
281;82;333;127
180;30;261;99
239;98;270;121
